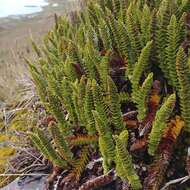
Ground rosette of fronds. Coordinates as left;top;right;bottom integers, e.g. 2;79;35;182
114;130;142;190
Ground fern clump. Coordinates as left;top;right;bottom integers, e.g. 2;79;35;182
22;0;190;189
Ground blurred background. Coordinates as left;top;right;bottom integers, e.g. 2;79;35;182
0;0;79;107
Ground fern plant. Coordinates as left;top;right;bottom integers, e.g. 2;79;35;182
25;0;190;189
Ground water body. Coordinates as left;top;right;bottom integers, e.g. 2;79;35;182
0;0;49;18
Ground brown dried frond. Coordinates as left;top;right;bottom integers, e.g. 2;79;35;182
144;116;184;190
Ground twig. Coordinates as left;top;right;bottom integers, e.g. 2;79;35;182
53;171;68;190
86;157;103;170
160;176;190;190
10;146;43;163
3;107;8;134
0;173;49;177
122;181;130;190
79;169;116;190
123;111;138;118
186;147;190;175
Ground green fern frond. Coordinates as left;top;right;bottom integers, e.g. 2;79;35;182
92;80;109;123
106;8;121;50
156;0;173;78
29;129;67;167
114;130;142;190
176;0;190;18
97;55;110;91
126;3;142;63
92;111;115;172
63;57;78;82
29;132;51;160
47;92;64;122
47;92;72;137
47;73;62;100
148;93;176;156
84;80;96;134
116;17;131;60
176;47;190;132
178;12;187;44
29;64;47;104
71;77;86;125
71;146;90;180
67;41;82;64
118;0;127;22
165;15;180;87
112;0;120;18
140;4;151;45
76;76;87;124
118;92;130;103
48;122;73;164
137;72;153;121
107;76;124;132
83;42;99;79
99;18;113;50
131;40;153;101
30;38;42;57
61;79;78;123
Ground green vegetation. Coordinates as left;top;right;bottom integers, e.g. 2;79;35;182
2;0;190;189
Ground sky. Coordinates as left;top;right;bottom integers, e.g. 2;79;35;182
0;0;48;18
